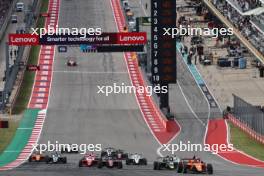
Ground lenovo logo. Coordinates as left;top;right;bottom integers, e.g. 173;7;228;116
9;34;39;45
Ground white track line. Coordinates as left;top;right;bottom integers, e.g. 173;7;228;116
177;82;206;126
53;70;128;74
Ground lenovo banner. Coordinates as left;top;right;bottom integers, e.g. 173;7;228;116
8;32;147;45
9;34;39;46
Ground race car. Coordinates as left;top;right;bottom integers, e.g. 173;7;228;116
45;152;67;164
116;149;128;160
101;147;128;160
101;147;116;157
79;153;100;167
180;156;213;174
28;151;46;162
60;144;79;154
153;156;181;170
97;156;123;169
126;153;147;165
66;58;77;66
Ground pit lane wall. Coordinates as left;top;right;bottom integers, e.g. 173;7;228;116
111;0;180;144
227;114;264;145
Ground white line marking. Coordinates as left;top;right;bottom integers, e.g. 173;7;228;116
177;82;206;126
53;70;128;74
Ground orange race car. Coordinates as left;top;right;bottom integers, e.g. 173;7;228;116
179;156;213;174
28;151;46;162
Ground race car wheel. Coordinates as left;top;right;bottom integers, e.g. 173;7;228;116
177;162;184;173
153;162;160;170
62;157;67;164
142;159;147;165
183;164;188;173
45;157;51;164
123;153;128;159
126;159;130;165
78;161;83;167
117;162;123;169
28;157;32;162
207;163;213;175
97;161;103;168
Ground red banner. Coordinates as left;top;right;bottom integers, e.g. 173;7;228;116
9;34;39;46
116;32;147;44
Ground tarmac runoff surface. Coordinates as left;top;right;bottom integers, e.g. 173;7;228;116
0;0;264;176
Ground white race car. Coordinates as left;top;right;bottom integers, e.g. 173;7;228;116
126;153;147;165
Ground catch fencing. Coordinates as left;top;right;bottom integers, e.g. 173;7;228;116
232;94;264;136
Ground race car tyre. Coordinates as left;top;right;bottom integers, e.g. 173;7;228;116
123;153;128;159
117;162;123;169
126;159;131;165
142;159;147;165
97;161;103;168
62;157;67;164
174;163;178;169
183;164;188;173
78;160;83;167
177;162;184;173
28;157;32;162
45;157;52;164
153;162;160;170
207;163;213;175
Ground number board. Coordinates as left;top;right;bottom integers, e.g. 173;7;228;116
151;0;177;84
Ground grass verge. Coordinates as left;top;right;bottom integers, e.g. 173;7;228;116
0;120;19;153
229;123;264;161
12;0;49;114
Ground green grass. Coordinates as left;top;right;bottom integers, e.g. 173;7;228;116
0;120;18;153
229;123;264;161
12;0;49;114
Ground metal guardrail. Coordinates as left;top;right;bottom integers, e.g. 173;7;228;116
202;0;264;64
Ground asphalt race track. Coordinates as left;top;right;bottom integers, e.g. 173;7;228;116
1;0;264;175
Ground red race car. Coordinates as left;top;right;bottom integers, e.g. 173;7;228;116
78;153;100;167
66;58;78;66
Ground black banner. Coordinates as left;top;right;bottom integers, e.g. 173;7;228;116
97;45;144;52
151;0;176;84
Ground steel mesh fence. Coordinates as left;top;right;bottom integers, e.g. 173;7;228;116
233;94;264;135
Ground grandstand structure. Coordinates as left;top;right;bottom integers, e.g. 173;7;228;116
212;0;264;57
